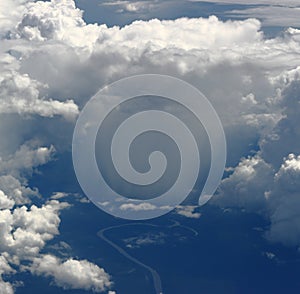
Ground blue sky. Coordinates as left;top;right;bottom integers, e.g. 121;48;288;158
1;0;300;293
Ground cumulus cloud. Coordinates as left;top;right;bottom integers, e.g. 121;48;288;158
212;156;274;212
6;0;299;246
0;191;15;210
176;205;201;219
120;202;157;211
0;142;54;178
0;280;14;294
30;255;112;292
0;71;79;120
214;74;300;247
0;200;69;262
0;0;300;287
0;255;14;293
101;0;155;14
0;194;114;292
266;154;300;246
0;132;112;292
0;0;30;37
0;142;54;205
0;199;69;293
0;175;37;206
124;232;166;248
16;0;101;49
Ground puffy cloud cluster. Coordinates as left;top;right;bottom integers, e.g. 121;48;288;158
176;205;201;219
0;144;113;293
16;0;100;49
30;255;112;292
0;200;69;262
0;255;14;294
0;71;78;120
214;71;300;247
0;142;54;205
266;154;300;246
0;143;112;292
101;1;155;14
213;156;274;212
1;0;300;288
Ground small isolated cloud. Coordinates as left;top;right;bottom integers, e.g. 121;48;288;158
30;255;112;293
0;138;113;292
120;202;157;211
124;232;166;249
0;255;15;292
50;192;69;200
120;202;171;212
263;251;276;260
0;191;15;210
176;205;201;219
101;0;156;14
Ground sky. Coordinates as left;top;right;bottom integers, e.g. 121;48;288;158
1;0;300;293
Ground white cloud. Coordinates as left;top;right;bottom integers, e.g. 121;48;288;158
0;0;300;282
176;205;201;218
0;127;113;292
0;280;14;294
0;175;37;205
0;71;79;120
120;202;157;211
0;142;54;178
0;191;15;210
0;200;69;262
30;254;112;292
16;0;101;50
265;154;300;246
212;156;274;212
0;197;69;292
119;202;171;212
50;192;69;200
0;256;14;293
0;142;55;205
0;0;30;37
